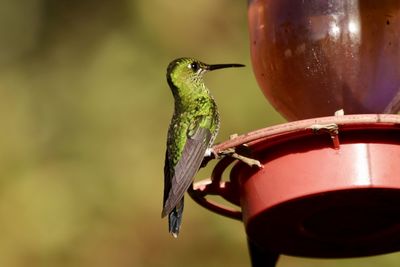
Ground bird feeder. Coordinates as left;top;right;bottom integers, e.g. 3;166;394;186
189;1;400;266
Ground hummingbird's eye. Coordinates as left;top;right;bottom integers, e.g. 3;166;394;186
189;62;199;72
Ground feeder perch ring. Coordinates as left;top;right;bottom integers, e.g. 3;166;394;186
189;114;400;258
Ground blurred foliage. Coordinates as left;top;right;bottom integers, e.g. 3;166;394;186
0;0;398;266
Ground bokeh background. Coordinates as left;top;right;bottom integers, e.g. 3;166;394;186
1;0;400;266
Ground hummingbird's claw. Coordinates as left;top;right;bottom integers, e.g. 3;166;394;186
202;146;263;168
231;152;263;168
218;147;263;168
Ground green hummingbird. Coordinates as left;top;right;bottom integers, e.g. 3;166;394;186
162;57;245;237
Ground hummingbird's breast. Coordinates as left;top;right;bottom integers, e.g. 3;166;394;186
167;94;219;165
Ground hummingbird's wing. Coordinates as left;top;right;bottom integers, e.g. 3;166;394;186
162;119;212;217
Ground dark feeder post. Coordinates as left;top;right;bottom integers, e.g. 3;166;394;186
189;1;400;267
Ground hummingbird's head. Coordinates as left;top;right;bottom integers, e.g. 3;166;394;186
166;57;244;97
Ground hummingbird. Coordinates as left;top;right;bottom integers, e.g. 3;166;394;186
162;57;245;237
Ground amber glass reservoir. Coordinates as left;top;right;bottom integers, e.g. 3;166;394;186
248;0;400;120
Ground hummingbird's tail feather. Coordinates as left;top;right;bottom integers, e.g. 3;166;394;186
169;197;184;238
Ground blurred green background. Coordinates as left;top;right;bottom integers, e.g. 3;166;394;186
1;0;400;266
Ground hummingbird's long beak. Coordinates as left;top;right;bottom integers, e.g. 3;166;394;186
207;63;245;71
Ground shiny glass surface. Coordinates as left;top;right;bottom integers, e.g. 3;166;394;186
248;0;400;120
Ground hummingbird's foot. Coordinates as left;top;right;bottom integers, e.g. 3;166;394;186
201;148;219;168
204;147;218;158
202;146;262;168
218;147;262;168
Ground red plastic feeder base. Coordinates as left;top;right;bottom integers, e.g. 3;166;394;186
189;114;400;258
